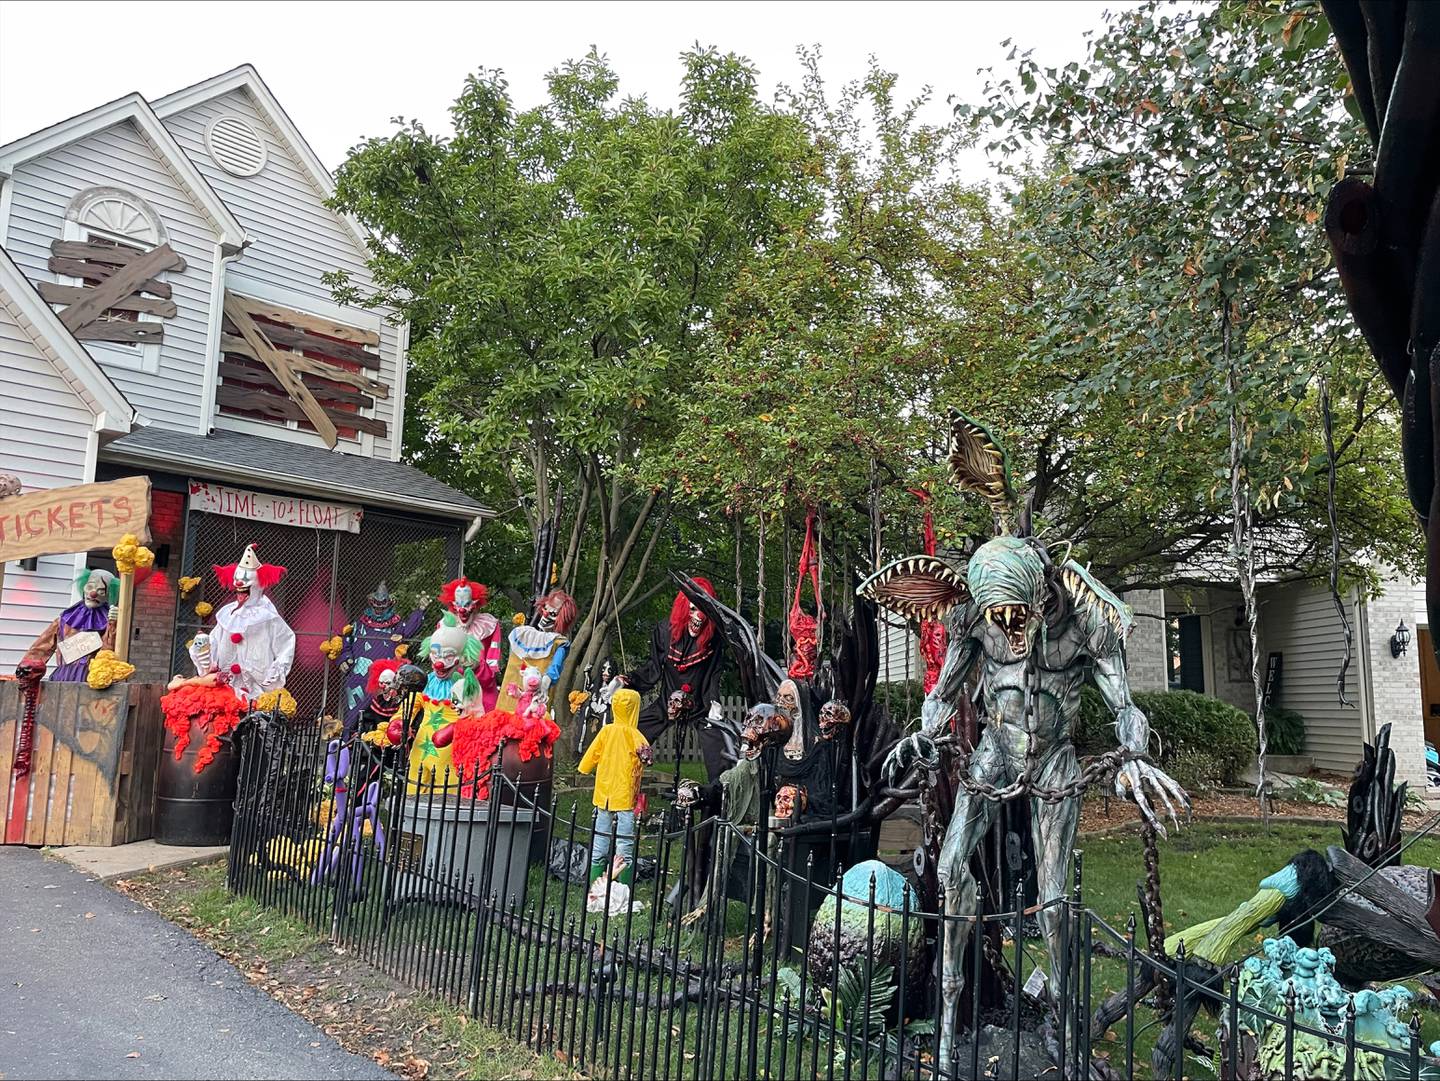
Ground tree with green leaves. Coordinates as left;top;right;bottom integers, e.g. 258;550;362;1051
327;48;818;722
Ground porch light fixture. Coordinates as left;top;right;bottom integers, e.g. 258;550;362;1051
1390;619;1411;659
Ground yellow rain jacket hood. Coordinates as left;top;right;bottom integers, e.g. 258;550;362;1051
578;688;649;811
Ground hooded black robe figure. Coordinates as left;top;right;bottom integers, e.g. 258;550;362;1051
622;577;731;782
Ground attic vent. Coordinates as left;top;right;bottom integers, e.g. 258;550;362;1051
205;115;267;177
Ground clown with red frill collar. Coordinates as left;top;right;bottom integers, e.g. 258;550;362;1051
435;577;503;712
187;543;296;700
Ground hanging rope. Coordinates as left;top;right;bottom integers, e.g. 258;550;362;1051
1320;376;1355;708
756;513;767;654
1225;297;1269;822
733;514;743;614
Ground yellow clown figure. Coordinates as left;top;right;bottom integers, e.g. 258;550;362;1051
408;614;481;793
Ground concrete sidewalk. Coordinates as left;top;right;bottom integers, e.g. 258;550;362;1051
0;847;392;1081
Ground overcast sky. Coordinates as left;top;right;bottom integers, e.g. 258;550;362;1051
0;1;1120;183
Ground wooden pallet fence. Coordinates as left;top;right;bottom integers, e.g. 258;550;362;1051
0;681;165;846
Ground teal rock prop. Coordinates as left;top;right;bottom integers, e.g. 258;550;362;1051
806;860;925;999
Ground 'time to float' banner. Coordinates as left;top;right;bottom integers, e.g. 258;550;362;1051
187;480;363;534
0;476;151;563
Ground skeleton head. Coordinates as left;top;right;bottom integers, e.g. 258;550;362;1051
967;536;1045;658
739;703;792;761
667;684;694;721
79;568;115;610
817;699;851;741
773;783;806;820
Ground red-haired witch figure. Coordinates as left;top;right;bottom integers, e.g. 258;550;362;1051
620;577;732;782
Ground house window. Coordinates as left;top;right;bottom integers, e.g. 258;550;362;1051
59;187;167;373
1168;614;1205;692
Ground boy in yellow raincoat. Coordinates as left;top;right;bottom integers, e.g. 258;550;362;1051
578;687;652;885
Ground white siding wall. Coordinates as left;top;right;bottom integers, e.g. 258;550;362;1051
0;295;95;666
160;89;401;458
4;119;218;432
1259;581;1366;773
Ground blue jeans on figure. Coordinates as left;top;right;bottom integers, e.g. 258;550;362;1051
590;808;636;884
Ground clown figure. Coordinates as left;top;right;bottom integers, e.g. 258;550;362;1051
408;613;480;792
437;577;503;711
338;581;424;734
188;544;295;701
495;589;576;713
17;568;119;682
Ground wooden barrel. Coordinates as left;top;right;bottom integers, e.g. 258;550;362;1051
498;743;553;861
155;723;240;846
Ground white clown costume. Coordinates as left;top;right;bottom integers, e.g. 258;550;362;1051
189;543;296;702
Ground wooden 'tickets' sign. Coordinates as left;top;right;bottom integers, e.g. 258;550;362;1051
0;476;151;563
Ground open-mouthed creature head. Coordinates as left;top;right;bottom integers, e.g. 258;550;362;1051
967;536;1045;657
739;703;792;761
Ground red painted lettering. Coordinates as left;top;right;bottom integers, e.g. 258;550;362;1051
69;502;85;531
46;506;65;534
25;509;42;536
114;495;132;524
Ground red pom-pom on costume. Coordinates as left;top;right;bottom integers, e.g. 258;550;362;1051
231;632;243;643
230;663;242;675
160;683;245;774
451;706;561;801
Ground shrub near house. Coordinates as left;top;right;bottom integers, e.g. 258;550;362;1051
1078;687;1256;791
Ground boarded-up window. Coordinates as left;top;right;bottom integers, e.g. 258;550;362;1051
217;292;388;448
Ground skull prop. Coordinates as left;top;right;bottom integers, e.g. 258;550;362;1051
667;683;695;721
817;699;851;741
739;703;793;761
773;783;807;821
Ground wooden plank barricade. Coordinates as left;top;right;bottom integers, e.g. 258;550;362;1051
0;680;165;846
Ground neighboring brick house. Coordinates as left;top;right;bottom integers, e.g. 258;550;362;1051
0;66;489;714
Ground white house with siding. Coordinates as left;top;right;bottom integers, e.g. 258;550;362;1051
0;66;487;713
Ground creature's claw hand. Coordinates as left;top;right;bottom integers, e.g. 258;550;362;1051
1116;760;1191;838
883;733;941;788
674;780;701;809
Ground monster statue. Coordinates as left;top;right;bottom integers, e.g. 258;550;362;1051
860;410;1189;1064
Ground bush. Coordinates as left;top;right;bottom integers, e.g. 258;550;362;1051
1263;706;1305;756
1076;686;1256;789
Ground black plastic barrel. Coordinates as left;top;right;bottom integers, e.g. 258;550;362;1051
155;723;239;846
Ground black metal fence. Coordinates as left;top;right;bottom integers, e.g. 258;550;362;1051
225;716;1434;1080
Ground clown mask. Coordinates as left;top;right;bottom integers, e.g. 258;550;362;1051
428;619;470;680
687;602;707;637
538;595;563;632
450;584;478;622
81;569;115;609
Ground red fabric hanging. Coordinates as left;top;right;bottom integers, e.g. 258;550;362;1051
909;488;948;694
787;509;822;679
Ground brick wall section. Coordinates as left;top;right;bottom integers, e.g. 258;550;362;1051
1363;578;1427;788
1121;588;1168;693
127;489;184;683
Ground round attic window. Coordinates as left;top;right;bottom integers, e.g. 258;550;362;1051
204;115;267;177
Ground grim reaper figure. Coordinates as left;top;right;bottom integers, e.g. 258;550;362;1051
860;410;1190;1063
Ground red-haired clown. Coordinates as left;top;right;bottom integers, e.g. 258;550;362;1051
620;577;730;782
187;543;295;702
435;577;503;710
494;588;575;714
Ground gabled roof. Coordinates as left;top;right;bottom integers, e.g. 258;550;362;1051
151;65;373;258
0;246;134;435
0;94;248;253
101;426;489;526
